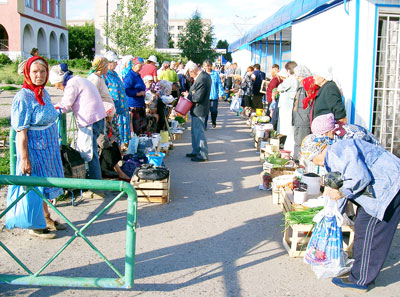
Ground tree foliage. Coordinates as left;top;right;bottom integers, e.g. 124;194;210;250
177;10;217;64
216;39;232;63
104;0;154;55
68;23;95;60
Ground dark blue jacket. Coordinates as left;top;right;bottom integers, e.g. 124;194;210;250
124;70;146;108
253;70;266;95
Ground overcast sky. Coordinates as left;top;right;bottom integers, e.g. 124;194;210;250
66;0;293;43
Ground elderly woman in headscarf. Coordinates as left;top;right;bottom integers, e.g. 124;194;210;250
87;56;114;106
311;113;381;146
119;55;134;81
103;51;131;146
11;56;65;239
124;56;147;135
312;65;347;124
301;134;400;292
50;64;106;192
292;65;314;161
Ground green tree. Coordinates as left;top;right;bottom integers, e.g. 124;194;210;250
168;33;175;49
68;23;95;60
177;10;217;64
216;39;232;62
104;0;154;55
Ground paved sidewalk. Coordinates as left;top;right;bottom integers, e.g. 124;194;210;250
0;102;399;297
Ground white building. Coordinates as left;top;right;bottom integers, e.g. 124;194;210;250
229;0;400;156
94;0;169;55
169;18;211;47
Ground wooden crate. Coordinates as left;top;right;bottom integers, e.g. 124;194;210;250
282;220;355;258
130;175;170;203
280;188;355;257
172;133;182;140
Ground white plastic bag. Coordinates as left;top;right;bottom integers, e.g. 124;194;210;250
76;125;93;162
304;198;353;279
230;96;242;113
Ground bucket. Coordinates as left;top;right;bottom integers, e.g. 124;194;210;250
175;97;193;115
160;130;169;143
301;173;321;195
293;188;308;204
256;109;263;116
255;127;265;139
146;152;165;166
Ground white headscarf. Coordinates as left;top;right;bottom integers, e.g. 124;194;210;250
49;65;66;84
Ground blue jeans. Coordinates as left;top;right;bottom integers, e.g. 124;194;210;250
191;115;208;160
88;119;104;180
205;100;219;127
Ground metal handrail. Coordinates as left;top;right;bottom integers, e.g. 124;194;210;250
0;174;137;289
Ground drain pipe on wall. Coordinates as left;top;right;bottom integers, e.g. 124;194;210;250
350;0;361;124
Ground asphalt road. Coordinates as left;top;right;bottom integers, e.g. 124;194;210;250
0;101;399;297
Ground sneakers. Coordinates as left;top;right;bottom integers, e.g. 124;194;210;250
212;124;216;128
82;190;106;199
29;229;56;239
332;277;368;292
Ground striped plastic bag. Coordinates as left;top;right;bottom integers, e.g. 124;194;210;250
304;199;352;279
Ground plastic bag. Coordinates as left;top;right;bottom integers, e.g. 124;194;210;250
6;185;46;229
76;125;93;162
230;96;242;113
126;135;139;155
304;198;353;279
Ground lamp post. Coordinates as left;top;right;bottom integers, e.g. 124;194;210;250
106;0;109;47
233;15;256;38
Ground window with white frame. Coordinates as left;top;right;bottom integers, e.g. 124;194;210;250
37;0;42;11
371;10;400;156
47;0;51;15
55;0;60;18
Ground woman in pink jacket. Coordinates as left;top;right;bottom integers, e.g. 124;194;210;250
49;64;106;190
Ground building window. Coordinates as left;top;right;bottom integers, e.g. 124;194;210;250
37;0;42;11
169;26;175;30
55;0;60;18
372;12;400;156
178;26;183;30
25;0;32;7
47;0;51;15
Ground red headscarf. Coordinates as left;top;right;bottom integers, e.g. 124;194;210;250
22;56;49;106
302;76;319;109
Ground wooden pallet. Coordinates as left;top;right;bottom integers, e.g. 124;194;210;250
130;175;170;203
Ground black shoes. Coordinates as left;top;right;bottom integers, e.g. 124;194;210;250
191;157;207;162
212;124;216;128
186;153;196;158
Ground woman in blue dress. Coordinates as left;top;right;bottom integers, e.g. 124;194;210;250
10;56;65;239
104;51;131;145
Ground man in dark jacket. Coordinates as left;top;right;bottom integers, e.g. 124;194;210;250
184;62;212;162
252;64;266;109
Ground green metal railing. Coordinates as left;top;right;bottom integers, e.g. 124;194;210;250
0;175;137;289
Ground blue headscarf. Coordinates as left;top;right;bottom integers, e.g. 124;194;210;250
60;63;74;86
120;58;133;81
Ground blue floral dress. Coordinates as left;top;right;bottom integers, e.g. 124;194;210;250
11;88;64;199
104;70;131;144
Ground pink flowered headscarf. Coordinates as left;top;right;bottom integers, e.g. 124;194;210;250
311;113;335;135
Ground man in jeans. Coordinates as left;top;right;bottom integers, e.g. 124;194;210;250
183;62;212;162
203;60;225;129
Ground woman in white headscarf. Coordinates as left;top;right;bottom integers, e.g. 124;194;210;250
312;65;347;124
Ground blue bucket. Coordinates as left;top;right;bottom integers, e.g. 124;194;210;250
146;152;165;167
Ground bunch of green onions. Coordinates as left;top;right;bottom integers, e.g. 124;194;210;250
285;207;324;226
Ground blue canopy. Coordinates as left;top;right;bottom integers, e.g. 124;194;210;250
228;0;399;52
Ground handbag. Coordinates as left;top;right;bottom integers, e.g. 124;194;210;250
60;144;87;179
134;164;169;181
6;185;46;229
